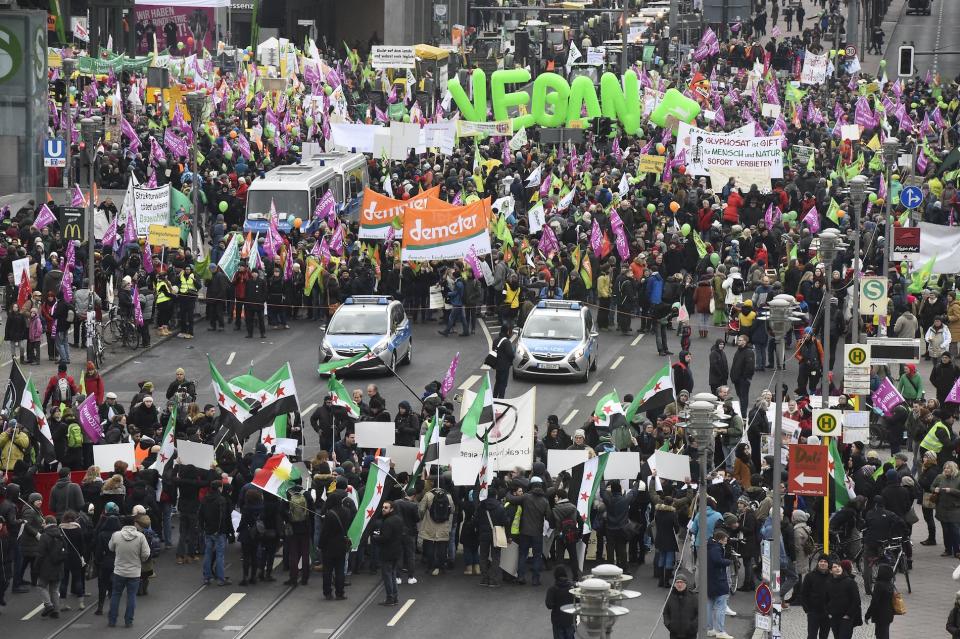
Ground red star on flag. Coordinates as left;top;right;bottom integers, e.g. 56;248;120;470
586;472;593;480
366;506;375;518
330;392;339;402
653;382;662;391
37;417;46;427
29;400;36;411
259;393;268;404
580;491;589;501
263;433;274;445
230;405;239;415
415;451;424;462
159;453;168;462
603;404;613;415
218;392;226;404
376;483;383;494
480;481;488;489
275;385;286;397
235;389;245;398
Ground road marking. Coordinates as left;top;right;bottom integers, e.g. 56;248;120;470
223;626;245;631
586;381;602;397
459;374;480;391
22;604;45;620
205;593;246;621
274;555;283;569
479;321;493;350
161;625;185;630
226;351;236;366
631;333;644;346
387;599;415;627
562;409;579;425
303;403;317;416
313;630;337;635
611;356;624;370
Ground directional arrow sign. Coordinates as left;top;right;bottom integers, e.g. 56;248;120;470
788;444;828;496
900;185;923;210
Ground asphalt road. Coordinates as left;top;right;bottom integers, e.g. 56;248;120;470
883;0;960;81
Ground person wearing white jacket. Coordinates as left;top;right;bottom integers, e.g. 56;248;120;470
722;267;745;307
925;318;952;361
107;521;151;628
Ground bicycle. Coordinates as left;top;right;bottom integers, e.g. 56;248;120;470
88;320;105;367
101;305;122;345
725;536;746;594
807;530;864;574
102;305;140;349
863;536;911;595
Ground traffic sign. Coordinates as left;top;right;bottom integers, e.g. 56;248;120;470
43;137;66;167
845;45;857;58
812;408;843;437
59;206;85;241
843;344;871;395
893;226;920;261
859;276;887;315
900;185;923;209
866;337;921;364
788;444;828;496
756;583;772;614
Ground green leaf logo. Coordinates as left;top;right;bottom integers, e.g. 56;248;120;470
0;25;22;84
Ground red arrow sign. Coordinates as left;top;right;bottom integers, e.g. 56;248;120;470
788;444;828;496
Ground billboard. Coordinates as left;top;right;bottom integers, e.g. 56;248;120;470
133;3;215;56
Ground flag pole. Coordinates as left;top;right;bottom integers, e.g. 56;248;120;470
370;352;425;407
823;435;831;555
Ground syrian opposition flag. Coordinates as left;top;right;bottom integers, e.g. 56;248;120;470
18;376;53;446
828;438;855;510
236;363;299;433
625;364;675;421
327;374;360;419
407;411;440;492
151;404;178;474
446;373;493;445
348;456;392;548
252;453;303;499
209;356;252;433
570;453;609;533
317;346;374;375
593;391;626;429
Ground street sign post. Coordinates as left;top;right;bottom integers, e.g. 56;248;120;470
900;185;923;209
859;276;888;315
866;337;921;364
893;226;921;261
43;138;66;167
812;408;843;438
788;444;828;496
843;344;871;395
59;206;85;241
756;582;772;614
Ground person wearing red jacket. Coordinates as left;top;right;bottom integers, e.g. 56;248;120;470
82;361;106;404
43;362;79;408
723;190;743;225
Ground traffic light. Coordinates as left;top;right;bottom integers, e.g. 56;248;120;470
595;116;614;137
898;45;915;78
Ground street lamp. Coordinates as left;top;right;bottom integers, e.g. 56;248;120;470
817;227;846;407
62;57;77;189
685;393;719;639
848;175;869;345
881;139;899;281
765;294;803;603
590;564;641;605
561;577;629;638
79;116;104;364
184;91;207;251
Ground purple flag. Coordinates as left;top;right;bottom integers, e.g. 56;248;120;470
590;219;602;257
265;205;280;261
143;241;154;274
440;352;460;398
34;204;56;230
803;206;820;233
60;269;73;304
71;185;85;207
76;393;103;442
385;224;396;246
284;242;294;281
933;107;946;129
610;209;630;260
329;223;344;256
147;172;158;189
947;376;960;404
539;175;552;199
612;137;623;163
539;224;559;257
150;137;166;166
123;210;137;245
236;132;252;160
872;377;904;416
163;128;188;159
120;116;140;153
132;285;143;326
917;149;929;174
103;215;118;249
854;97;875;129
315;190;336;225
464;245;482;279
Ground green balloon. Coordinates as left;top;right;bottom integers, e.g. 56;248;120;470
177;41;185;50
304;116;314;127
829;171;838;180
879;59;887;67
681;223;691;237
710;253;720;266
783;211;798;222
219;201;228;213
402;114;411;122
647;203;656;213
868;192;878;203
324;85;333;96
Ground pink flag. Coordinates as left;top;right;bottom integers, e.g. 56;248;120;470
123;210;137;245
71;185;85;207
329;224;344;255
803;206;820;233
284;242;294;281
872;376;905;416
590;219;602;257
917;149;929;174
440;352;460;398
612;137;623;163
236;132;252;160
464;245;482;279
76;393;103;442
539;224;559;257
60;269;73;304
132;285;144;326
947;376;960;404
610;209;630;260
265;202;280;261
34;204;56;230
103;215;118;249
385;223;396;246
143;241;154;274
315;190;336;225
539;175;552;199
65;240;76;272
120;116;140;153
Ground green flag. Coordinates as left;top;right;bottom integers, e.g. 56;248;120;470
348;456;392;547
326;374;361;419
317;347;373;376
826;198;841;225
908;256;936;293
170;188;193;244
217;233;242;280
829;438;850;509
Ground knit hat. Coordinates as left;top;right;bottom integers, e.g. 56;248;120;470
28;492;42;504
574;429;586;438
104;501;119;514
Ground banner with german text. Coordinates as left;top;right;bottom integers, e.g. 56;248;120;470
401;198;492;261
358;186;440;239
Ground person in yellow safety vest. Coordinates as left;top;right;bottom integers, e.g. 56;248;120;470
155;274;174;336
920;410;958;467
177;266;198;339
502;273;521;328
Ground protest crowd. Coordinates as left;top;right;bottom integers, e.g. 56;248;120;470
3;2;960;637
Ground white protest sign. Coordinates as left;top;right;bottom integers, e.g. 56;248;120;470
603;452;642;479
586;47;605;65
12;257;30;287
94;442;138;470
840;124;861;141
354;421;396;448
547;449;589;476
133;184;171;237
371;45;416;69
452;387;536;470
689;134;784;179
800;51;829;85
653;450;691;482
176;440;215;468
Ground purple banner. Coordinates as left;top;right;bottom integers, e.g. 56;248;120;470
76;393;103;443
440;352;460;398
872;377;904;416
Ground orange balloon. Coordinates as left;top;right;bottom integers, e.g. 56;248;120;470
837;210;845;218
656;143;666;155
230;130;238;139
677;165;686;174
293;217;303;229
669;201;680;213
876;198;885;206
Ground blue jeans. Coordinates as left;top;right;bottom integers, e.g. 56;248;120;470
516;534;543;581
552;622;575;639
55;332;70;364
442;306;468;335
108;575;140;625
657;550;676;570
203;533;226;582
381;559;399;601
708;593;728;633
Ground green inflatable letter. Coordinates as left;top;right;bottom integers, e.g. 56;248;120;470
447;69;488;122
530;72;570;128
490;68;535;129
566;75;602;127
599;70;640;135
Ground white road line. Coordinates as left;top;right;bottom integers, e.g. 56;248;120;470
205;593;246;621
161;625;185;631
22;604;44;620
387;599;415;627
273;555;284;569
562;409;579;425
611;356;624;370
586;381;602;397
222;626;245;631
459;374;481;391
303;403;317;416
631;333;644;346
226;351;236;366
313;629;337;634
479;321;493;350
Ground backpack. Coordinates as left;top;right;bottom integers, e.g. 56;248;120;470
67;423;83;448
51;377;74;405
143;527;162;559
428;489;451;523
49;534;68;565
611;423;633;451
288;492;308;523
801;526;815;556
731;277;745;295
558;513;580;545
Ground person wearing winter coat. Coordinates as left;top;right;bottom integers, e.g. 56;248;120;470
319;492;353;600
801;556;832;639
706;531;733;639
544;565;576;639
393;401;420;447
505;476;554;585
49;466;86;518
474;489;508;587
926;317;952;360
107;517;151;627
663;572;698;638
864;564;896;639
18;492;45;588
58;510;87;608
653;498;681;587
35;515;67;618
791;509;813;582
947;590;960;638
708;339;729;394
0;419;30;471
825;559;862;639
419;486;455;575
372;499;404;606
931;353;960;406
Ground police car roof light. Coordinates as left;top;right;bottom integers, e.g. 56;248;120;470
344;295;392;305
537;300;580;311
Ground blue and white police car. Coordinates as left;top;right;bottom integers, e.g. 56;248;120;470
512;300;599;382
318;296;412;373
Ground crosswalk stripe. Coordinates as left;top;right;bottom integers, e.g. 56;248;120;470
22;604;45;620
586;381;602;397
205;593;246;621
631;333;644;346
611;356;624;370
562;409;579;426
226;351;236;366
387;599;415;627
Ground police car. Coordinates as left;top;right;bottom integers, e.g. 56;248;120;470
318;296;413;373
512;300;599;382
